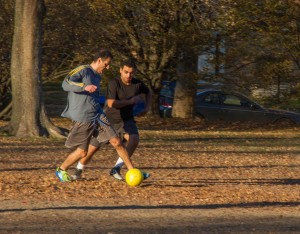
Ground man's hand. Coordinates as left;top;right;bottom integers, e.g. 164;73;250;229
130;95;143;105
84;85;97;93
135;106;149;117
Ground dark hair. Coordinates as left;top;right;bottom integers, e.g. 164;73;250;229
120;58;136;69
93;49;113;61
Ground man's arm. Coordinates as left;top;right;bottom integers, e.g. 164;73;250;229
107;95;143;109
62;76;85;92
62;74;97;93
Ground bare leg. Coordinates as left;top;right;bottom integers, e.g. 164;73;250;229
114;134;139;168
70;145;99;179
60;148;87;171
109;137;134;170
124;133;139;156
79;144;99;165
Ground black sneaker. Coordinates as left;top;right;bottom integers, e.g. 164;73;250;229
71;168;82;180
110;167;123;180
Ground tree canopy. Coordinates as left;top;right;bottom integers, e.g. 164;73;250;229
0;0;300;125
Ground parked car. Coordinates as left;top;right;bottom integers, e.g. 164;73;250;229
195;90;300;125
159;81;175;118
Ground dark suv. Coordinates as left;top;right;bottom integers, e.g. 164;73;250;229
159;81;175;118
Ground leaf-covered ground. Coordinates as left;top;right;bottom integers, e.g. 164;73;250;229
0;117;300;233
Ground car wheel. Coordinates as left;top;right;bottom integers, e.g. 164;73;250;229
159;108;172;118
195;113;205;122
275;118;295;127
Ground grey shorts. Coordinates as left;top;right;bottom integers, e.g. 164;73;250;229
95;113;118;144
66;114;117;151
65;121;96;151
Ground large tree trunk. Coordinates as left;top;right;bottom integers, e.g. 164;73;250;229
148;72;163;115
172;55;197;118
172;82;194;118
4;0;65;138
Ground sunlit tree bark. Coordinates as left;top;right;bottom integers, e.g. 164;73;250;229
3;0;65;137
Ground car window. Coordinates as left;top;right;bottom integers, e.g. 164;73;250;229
221;94;243;106
203;93;220;104
240;98;251;107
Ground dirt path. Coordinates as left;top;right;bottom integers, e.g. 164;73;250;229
1;202;299;233
0;118;300;233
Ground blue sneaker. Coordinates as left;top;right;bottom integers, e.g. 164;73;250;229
55;167;71;182
142;171;150;180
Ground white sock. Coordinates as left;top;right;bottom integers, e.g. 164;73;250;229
115;157;124;169
76;162;85;170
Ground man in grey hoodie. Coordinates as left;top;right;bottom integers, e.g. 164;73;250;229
55;49;134;182
71;58;151;181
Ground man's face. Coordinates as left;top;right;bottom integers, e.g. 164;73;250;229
120;65;134;85
96;57;111;74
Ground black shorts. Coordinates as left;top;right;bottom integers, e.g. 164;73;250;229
90;118;139;148
113;119;139;137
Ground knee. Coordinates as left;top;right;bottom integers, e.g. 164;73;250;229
109;137;123;149
76;149;88;159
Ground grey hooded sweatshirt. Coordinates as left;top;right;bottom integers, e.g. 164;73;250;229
61;65;103;123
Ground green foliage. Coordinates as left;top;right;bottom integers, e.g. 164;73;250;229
2;0;300;116
255;59;294;87
259;95;300;112
42;0;110;83
0;0;14;111
220;0;300;92
87;0;214;92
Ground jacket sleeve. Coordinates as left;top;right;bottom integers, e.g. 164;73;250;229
62;66;87;92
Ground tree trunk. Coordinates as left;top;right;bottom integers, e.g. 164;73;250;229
4;0;66;138
149;73;163;115
172;56;197;118
172;76;195;118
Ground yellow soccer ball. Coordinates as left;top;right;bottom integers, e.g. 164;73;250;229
125;168;144;186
